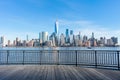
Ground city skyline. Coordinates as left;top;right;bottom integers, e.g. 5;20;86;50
0;21;119;47
0;20;119;45
0;0;120;43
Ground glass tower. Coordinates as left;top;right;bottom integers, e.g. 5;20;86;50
66;29;69;43
55;20;59;34
42;32;48;43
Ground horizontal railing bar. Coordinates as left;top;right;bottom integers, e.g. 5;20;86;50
0;50;120;51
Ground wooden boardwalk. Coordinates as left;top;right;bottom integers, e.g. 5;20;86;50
0;65;120;80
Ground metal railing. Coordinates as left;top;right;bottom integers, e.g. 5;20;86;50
0;50;119;69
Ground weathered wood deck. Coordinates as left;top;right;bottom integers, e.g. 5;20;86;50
0;65;120;80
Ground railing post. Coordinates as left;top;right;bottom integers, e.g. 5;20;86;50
40;50;42;65
23;50;25;65
7;50;9;64
117;51;119;70
76;50;77;67
57;50;59;65
95;51;97;68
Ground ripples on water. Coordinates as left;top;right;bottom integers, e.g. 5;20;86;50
0;47;120;50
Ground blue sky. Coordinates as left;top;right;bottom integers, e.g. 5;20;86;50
0;0;120;43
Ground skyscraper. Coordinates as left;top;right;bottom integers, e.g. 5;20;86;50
60;33;65;46
66;29;69;37
39;32;42;43
70;30;73;35
0;36;5;47
26;35;29;41
78;32;81;40
42;32;48;43
16;37;19;46
70;30;74;45
92;32;94;39
55;20;59;34
8;40;11;46
65;29;69;43
111;37;118;44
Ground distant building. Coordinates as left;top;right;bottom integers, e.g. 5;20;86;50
39;32;42;45
87;40;91;47
26;35;29;41
94;40;97;47
33;39;40;47
16;37;19;46
83;35;88;43
65;29;69;43
28;40;34;47
55;20;59;34
111;37;118;45
8;40;11;47
78;32;81;40
107;39;114;46
42;32;48;44
70;34;74;45
92;32;94;39
0;36;5;47
70;30;73;35
23;40;27;47
13;40;16;46
49;32;56;47
60;33;65;46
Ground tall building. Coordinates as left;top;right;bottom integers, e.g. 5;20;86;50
60;33;65;46
8;40;11;46
26;35;29;41
23;40;27;47
78;32;81;40
55;20;59;34
92;32;94;39
0;36;5;47
111;37;118;44
91;32;95;46
65;29;69;43
83;35;88;43
16;37;19;46
42;32;48;43
107;39;114;46
70;34;74;45
39;32;42;44
13;40;16;46
70;30;73;35
49;33;56;47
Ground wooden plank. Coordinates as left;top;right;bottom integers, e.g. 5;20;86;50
40;65;48;80
46;65;55;80
54;65;66;80
66;66;86;80
95;69;120;80
60;66;72;80
0;65;120;80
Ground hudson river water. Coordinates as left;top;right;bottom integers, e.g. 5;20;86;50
0;47;120;50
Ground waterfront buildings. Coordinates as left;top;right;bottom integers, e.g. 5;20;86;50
1;20;119;47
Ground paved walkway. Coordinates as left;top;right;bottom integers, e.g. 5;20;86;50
0;65;120;80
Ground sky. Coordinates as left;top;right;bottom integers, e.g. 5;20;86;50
0;0;120;43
